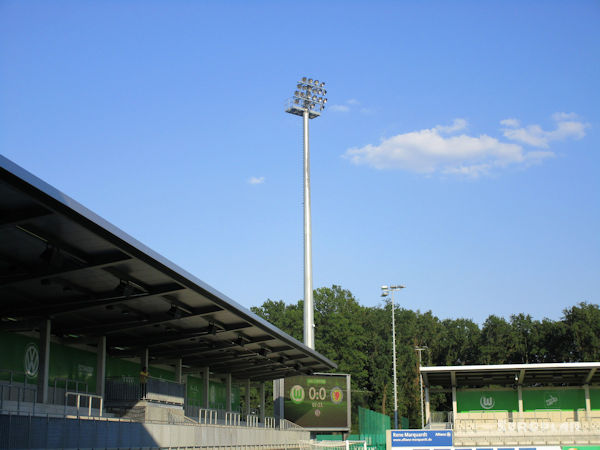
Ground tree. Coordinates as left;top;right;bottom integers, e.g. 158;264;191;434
562;302;600;361
480;315;513;364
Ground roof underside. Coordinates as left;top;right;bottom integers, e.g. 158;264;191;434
0;156;336;381
421;363;600;389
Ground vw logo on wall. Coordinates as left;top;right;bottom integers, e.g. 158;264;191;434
24;343;39;378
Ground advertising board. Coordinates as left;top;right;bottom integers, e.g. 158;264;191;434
386;430;453;448
284;373;350;431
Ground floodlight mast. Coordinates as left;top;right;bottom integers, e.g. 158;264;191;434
285;77;327;350
381;284;405;429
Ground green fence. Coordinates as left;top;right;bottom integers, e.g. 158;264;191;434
357;407;391;450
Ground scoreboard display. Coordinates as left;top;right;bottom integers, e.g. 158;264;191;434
283;373;350;431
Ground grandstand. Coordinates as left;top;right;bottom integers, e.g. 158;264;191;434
0;155;337;448
421;362;600;446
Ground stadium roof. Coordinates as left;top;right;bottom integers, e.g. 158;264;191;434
0;155;336;380
421;362;600;389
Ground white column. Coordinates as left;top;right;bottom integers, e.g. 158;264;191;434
584;384;591;419
451;386;457;425
424;386;431;426
518;385;523;412
260;382;266;424
37;319;51;404
226;373;232;412
96;336;106;397
203;366;210;409
273;378;284;420
175;358;183;383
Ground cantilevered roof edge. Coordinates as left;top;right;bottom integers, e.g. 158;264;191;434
0;155;337;370
421;362;600;373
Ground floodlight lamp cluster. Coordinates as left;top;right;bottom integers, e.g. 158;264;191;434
381;284;405;297
293;76;327;112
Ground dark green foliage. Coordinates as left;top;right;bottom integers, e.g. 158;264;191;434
252;289;599;429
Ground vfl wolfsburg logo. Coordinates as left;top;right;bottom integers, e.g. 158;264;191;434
290;385;305;404
330;386;343;404
24;343;39;378
480;394;495;410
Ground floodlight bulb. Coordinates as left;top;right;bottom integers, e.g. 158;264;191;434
321;82;325;87
308;78;313;84
323;98;327;103
294;91;299;96
314;80;319;85
323;89;327;95
302;77;307;82
294;99;299;104
297;83;302;89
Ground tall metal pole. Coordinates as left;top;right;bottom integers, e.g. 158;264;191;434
303;109;314;349
415;346;427;428
382;284;404;429
286;77;327;350
391;290;398;429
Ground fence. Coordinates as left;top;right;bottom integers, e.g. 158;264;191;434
0;384;37;414
105;376;184;405
64;392;103;417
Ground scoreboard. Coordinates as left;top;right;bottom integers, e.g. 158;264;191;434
283;373;350;431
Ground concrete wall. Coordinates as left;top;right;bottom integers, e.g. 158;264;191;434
0;413;309;449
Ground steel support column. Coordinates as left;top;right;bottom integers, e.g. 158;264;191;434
226;373;232;412
96;335;106;398
37;319;51;404
203;366;210;409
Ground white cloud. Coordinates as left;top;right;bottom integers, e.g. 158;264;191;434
500;118;520;128
343;118;560;177
248;176;265;185
329;104;350;113
435;118;468;134
501;112;589;148
329;98;372;114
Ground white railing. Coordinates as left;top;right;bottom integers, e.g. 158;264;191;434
53;378;88;404
280;418;304;430
199;408;218;424
225;411;241;426
264;416;276;428
64;392;103;417
246;414;259;427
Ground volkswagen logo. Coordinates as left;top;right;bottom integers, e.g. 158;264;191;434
24;343;39;378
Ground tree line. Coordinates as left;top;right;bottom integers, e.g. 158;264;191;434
251;285;600;429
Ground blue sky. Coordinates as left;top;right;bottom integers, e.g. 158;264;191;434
1;1;598;324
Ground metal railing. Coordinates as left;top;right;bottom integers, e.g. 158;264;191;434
264;416;276;428
225;411;241;426
0;384;37;414
246;414;259;427
53;378;88;404
199;408;218;424
0;369;31;386
279;418;304;430
105;376;184;405
64;392;103;417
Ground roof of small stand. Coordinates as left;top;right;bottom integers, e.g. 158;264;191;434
421;362;600;388
0;155;336;380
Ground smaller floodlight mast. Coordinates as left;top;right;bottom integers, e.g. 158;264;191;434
381;284;405;429
285;77;328;350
